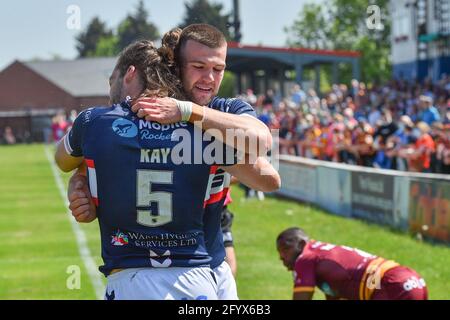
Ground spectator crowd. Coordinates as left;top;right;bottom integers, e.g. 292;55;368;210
2;77;449;175
239;76;450;174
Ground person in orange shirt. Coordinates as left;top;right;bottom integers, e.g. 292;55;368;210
403;122;436;172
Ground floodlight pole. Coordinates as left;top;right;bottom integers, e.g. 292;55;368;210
233;0;242;42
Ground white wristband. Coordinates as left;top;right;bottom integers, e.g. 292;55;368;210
174;99;193;122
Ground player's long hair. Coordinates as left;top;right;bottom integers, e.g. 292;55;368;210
115;40;185;100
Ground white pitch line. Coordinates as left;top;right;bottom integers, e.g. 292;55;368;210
44;146;105;300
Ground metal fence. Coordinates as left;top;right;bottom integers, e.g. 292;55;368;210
0;108;63;143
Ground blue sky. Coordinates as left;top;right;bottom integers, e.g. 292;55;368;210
0;0;318;70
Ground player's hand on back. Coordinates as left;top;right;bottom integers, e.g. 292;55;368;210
68;174;97;223
131;97;182;124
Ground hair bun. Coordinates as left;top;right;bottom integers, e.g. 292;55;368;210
157;46;173;64
158;28;182;67
161;27;182;51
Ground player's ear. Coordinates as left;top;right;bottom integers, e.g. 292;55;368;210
298;240;306;252
124;65;137;83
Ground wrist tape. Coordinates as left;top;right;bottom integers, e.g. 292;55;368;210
175;100;193;122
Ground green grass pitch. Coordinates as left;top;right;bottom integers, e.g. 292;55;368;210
0;144;448;299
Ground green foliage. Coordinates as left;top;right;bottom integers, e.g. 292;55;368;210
95;35;120;57
90;35;119;57
285;3;331;49
76;1;159;58
76;0;233;59
319;65;332;94
328;0;369;49
286;0;392;84
355;35;391;85
218;71;236;97
337;62;353;86
179;0;232;40
117;0;160;51
76;17;112;57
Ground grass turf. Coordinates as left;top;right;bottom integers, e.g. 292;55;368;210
0;144;448;299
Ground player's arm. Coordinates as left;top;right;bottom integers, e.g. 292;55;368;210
230;176;240;185
67;163;97;223
220;155;280;192
55;134;84;172
54;109;88;172
55;133;97;222
54;109;97;222
291;255;316;300
190;103;272;157
131;97;272;156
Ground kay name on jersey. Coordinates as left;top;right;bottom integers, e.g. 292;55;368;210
115;118;240;165
140;148;171;164
139;144;237;165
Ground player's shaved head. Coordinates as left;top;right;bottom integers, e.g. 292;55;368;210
276;227;309;271
276;227;309;248
178;24;226;49
161;24;227;67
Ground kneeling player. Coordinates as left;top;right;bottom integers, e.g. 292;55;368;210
276;227;428;300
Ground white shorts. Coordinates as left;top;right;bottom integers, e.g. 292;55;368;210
105;267;218;300
213;261;239;300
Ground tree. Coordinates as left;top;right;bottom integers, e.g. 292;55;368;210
94;35;120;57
117;0;160;51
76;16;112;57
285;3;331;50
286;0;392;84
218;71;236;97
179;0;232;40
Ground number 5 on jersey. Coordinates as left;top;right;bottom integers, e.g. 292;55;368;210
136;170;173;227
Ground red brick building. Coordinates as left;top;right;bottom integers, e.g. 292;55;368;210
0;57;115;142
